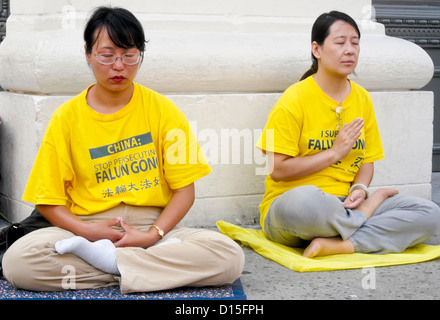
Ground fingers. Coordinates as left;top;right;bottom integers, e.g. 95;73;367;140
105;217;122;227
332;118;364;160
344;197;363;209
113;234;128;247
343;189;366;209
340;118;364;138
347;117;363;127
118;217;131;231
109;229;125;243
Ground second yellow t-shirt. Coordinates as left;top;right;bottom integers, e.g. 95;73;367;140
256;76;385;227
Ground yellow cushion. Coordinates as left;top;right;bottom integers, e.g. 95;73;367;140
217;220;440;272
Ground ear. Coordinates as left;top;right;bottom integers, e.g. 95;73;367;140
311;41;321;60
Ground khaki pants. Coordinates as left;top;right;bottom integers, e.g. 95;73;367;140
2;204;245;293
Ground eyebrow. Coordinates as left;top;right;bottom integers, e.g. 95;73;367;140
98;46;116;50
97;46;138;53
333;35;360;40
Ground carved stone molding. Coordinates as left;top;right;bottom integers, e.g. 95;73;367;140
373;3;440;47
0;0;10;43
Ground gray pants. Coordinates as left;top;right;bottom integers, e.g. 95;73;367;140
264;185;440;254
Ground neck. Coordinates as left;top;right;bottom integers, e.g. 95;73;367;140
87;82;134;114
313;71;350;104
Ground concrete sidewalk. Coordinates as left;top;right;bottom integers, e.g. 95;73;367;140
237;173;440;300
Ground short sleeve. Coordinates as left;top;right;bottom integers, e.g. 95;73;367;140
160;102;212;190
256;103;302;158
362;92;385;163
23;115;75;206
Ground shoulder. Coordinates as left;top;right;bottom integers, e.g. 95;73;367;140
349;80;372;100
134;83;189;131
350;81;375;115
49;88;88;125
351;79;367;91
135;83;176;105
278;77;318;106
134;83;183;115
272;77;315;116
283;77;314;96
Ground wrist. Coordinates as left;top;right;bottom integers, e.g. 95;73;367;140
130;229;161;248
70;219;90;238
349;183;369;199
149;224;164;238
326;148;342;166
144;225;165;246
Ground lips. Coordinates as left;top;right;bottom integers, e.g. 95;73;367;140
111;76;125;82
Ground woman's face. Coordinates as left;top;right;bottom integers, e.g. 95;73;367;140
86;28;141;93
312;20;360;78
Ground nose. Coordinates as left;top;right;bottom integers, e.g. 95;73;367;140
345;42;359;55
344;44;355;55
112;56;125;70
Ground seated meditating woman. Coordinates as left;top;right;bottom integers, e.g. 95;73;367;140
256;11;440;258
2;6;244;293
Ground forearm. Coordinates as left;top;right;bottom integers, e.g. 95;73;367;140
151;183;195;236
269;118;365;182
352;162;374;187
269;150;339;182
36;204;85;235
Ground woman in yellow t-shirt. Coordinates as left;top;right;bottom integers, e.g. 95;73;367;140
257;11;440;258
2;7;244;293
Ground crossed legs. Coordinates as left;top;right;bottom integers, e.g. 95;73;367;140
264;185;439;258
303;188;399;258
2;205;245;293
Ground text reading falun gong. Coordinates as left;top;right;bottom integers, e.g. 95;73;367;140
175;303;264;317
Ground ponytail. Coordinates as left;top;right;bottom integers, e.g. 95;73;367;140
300;56;318;81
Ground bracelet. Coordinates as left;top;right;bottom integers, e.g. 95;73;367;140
150;224;164;239
349;183;369;199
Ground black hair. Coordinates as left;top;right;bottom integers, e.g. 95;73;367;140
300;11;361;81
84;6;147;55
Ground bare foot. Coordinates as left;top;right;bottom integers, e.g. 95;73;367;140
373;188;399;198
303;237;355;258
357;188;399;219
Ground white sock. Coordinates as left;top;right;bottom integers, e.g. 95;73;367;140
55;236;120;275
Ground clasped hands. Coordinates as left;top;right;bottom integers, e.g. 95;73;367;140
78;217;159;248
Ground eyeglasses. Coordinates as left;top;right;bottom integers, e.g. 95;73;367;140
94;52;141;65
335;105;345;130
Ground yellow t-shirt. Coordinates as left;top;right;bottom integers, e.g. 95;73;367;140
23;83;211;215
256;76;385;227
